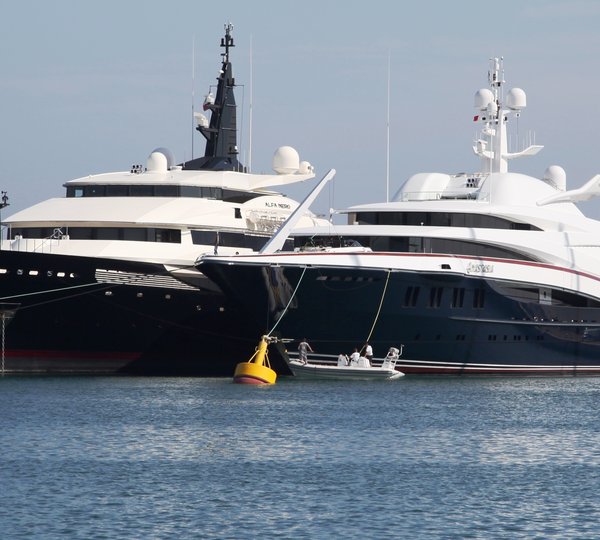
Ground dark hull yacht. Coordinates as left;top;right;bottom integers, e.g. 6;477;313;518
0;25;324;375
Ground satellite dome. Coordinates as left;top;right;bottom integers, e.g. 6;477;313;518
298;161;313;174
146;148;175;173
506;88;527;110
474;88;494;110
272;146;300;174
543;165;566;191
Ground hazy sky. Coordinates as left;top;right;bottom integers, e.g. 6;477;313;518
1;0;600;221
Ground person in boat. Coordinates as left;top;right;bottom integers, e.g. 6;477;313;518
337;353;349;366
298;338;313;364
349;348;361;366
364;343;373;361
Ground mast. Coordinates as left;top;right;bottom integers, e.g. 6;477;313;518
473;57;542;174
183;23;244;171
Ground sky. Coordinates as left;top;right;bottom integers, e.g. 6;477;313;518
1;0;600;223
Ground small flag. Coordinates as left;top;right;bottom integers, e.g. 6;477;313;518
473;115;479;121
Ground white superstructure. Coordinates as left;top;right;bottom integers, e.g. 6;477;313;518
0;25;327;289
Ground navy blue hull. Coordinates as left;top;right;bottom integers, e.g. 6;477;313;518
0;251;278;375
200;261;600;375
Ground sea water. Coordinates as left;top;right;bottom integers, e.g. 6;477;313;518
1;375;600;539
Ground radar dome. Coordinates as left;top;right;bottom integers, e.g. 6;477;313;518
487;100;498;115
543;165;566;191
298;161;313;174
506;88;527;110
272;146;300;174
146;147;175;172
474;88;494;110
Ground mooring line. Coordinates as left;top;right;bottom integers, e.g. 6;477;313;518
266;266;307;337
363;269;391;346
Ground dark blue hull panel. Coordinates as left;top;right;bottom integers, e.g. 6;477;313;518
200;261;600;375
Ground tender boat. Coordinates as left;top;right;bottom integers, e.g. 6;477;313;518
0;24;327;375
199;58;600;376
287;347;404;380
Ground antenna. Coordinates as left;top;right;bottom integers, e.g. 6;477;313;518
386;50;391;202
191;36;196;160
248;34;254;173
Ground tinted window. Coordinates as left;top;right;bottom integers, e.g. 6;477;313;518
155;185;179;197
105;185;129;196
355;211;541;231
129;185;154;197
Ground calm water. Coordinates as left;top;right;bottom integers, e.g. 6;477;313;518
1;375;600;539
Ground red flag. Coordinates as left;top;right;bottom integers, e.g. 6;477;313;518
473;115;479;121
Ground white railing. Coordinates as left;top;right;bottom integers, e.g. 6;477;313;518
6;237;63;253
397;191;491;202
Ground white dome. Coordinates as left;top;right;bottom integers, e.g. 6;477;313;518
474;88;494;110
298;161;313;174
146;147;175;172
544;165;567;191
146;151;168;172
272;146;300;174
506;88;527;110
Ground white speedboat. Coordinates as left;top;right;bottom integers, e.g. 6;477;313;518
199;58;600;376
0;24;328;375
288;347;404;380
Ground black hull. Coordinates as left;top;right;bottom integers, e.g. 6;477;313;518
0;251;280;375
200;260;600;376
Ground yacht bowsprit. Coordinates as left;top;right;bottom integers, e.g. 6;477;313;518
199;57;600;376
0;24;328;374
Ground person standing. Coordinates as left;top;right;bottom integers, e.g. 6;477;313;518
364;343;373;360
298;338;313;364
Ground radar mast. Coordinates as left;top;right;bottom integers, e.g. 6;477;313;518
473;57;542;174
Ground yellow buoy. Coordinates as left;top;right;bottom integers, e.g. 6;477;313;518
233;335;277;385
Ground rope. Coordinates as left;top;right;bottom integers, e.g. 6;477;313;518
1;313;5;375
363;269;391;346
0;281;100;302
266;266;307;337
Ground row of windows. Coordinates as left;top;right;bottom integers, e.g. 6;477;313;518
190;230;291;251
409;334;545;342
11;227;292;251
65;184;262;203
355;211;541;231
320;279;599;311
403;286;485;309
11;227;181;243
497;284;600;308
488;335;545;341
9;226;295;251
295;235;535;262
